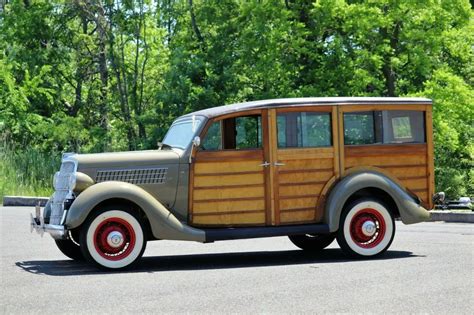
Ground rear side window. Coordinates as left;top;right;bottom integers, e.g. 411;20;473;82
343;112;377;145
277;112;332;148
343;110;425;145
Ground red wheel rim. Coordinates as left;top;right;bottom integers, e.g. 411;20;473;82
93;217;136;261
349;208;386;249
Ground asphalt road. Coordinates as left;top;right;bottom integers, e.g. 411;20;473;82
1;207;473;314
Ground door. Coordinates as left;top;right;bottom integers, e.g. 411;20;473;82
189;110;271;226
268;107;339;225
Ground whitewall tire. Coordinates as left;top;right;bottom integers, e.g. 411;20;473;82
336;199;395;257
80;209;146;269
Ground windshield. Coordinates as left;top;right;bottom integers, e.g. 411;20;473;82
162;116;204;149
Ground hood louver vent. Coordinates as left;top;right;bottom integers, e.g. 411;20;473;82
95;168;168;185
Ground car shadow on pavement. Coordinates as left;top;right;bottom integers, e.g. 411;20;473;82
15;249;423;276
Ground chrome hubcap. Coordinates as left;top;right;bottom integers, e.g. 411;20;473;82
361;221;376;237
107;231;124;248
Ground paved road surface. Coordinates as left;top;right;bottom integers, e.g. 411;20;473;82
1;207;473;314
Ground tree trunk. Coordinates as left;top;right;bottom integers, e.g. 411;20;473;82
188;0;204;46
381;21;401;97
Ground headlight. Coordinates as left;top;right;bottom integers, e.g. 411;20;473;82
53;172;76;191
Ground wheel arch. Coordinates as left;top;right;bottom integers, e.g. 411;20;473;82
89;198;154;240
324;170;430;232
65;181;205;242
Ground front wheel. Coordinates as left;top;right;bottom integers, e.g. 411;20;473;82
80;208;147;270
289;233;336;251
336;199;395;258
55;238;84;261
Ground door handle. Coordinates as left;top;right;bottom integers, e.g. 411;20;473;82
274;162;286;166
259;161;271;167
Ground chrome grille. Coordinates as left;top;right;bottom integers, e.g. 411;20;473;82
95;168;168;185
50;157;77;225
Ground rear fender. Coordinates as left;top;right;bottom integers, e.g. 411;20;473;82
324;171;430;232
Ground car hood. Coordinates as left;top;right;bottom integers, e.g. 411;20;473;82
74;149;180;171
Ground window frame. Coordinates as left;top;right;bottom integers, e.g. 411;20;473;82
342;108;427;146
276;106;333;150
197;110;264;152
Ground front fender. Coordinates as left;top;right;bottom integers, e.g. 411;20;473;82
324;171;431;232
65;181;205;242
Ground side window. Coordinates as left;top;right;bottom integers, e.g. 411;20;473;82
235;116;262;149
343;110;426;145
200;115;262;150
277;112;332;148
382;110;425;143
343;112;376;145
201;121;222;150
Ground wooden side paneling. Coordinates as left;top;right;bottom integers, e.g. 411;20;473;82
193;186;265;200
191;149;266;226
280;209;315;224
345;155;427;168
382;167;427;178
344;144;430;204
192;211;266;226
276;157;333;171
278;170;333;184
194;172;264;187
268;109;279;225
274;147;334;224
194;161;262;174
280;197;318;211
193;198;265;212
277;148;334;160
279;184;325;197
426;107;435;209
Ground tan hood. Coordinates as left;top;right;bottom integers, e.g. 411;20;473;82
75;150;180;171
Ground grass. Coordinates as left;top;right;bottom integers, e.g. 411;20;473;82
0;144;60;204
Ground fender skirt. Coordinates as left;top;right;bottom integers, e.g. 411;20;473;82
324;171;431;232
65;181;205;242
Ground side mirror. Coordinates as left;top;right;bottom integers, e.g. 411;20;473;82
192;136;201;147
189;136;201;164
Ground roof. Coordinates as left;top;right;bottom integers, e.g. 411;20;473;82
181;97;432;119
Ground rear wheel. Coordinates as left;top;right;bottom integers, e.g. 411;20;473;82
336;199;395;258
289;233;336;251
80;208;147;270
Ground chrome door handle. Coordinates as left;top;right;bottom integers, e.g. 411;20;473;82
259;161;271;167
274;162;285;166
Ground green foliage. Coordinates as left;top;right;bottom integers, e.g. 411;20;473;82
0;143;59;202
0;0;473;198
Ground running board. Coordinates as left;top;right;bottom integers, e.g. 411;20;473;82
204;223;330;242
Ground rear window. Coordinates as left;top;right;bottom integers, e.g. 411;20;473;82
344;110;425;145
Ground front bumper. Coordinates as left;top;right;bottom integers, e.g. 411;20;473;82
30;204;66;239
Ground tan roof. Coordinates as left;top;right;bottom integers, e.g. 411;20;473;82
181;97;432;119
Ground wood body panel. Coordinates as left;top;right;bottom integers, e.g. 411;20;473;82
275;148;335;224
280;209;315;223
191;151;267;226
189;101;434;228
192;211;266;226
344;144;430;204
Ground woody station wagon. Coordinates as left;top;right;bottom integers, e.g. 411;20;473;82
31;97;438;269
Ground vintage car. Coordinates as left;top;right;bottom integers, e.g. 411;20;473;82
31;97;438;269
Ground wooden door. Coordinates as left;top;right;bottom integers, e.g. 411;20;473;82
189;110;270;226
268;107;339;225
